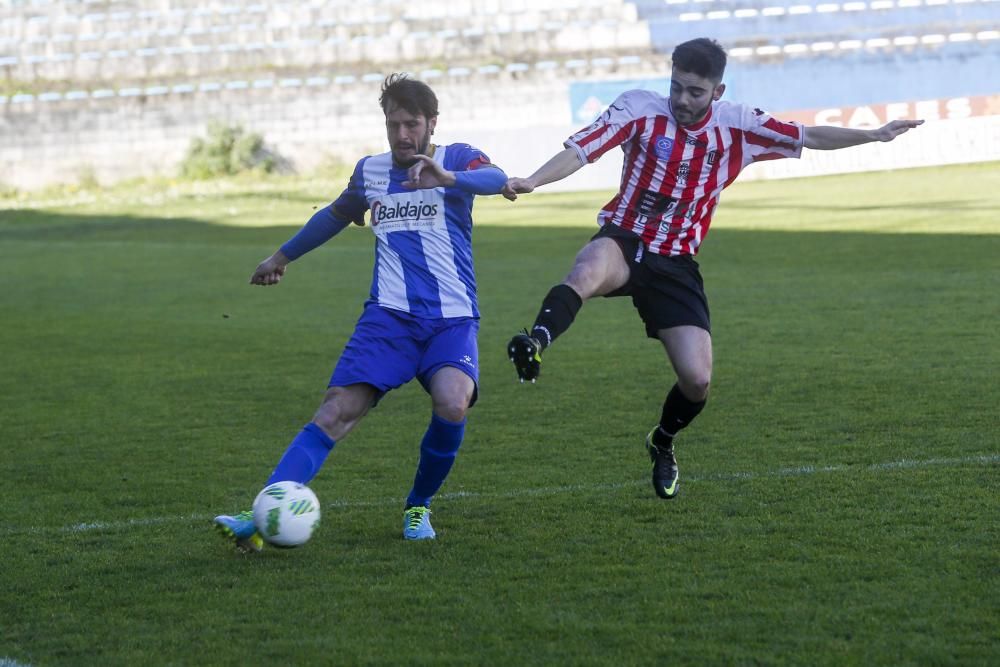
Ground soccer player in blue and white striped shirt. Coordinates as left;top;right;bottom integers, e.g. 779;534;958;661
215;74;507;549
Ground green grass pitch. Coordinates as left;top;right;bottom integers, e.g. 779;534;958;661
1;162;997;665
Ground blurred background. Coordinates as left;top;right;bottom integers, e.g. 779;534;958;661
1;0;997;191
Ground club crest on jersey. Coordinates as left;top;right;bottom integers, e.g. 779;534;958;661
653;136;674;160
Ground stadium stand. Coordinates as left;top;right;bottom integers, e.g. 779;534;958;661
726;40;998;112
636;2;998;54
0;0;650;83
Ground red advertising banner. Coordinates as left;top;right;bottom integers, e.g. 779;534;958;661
777;94;1000;127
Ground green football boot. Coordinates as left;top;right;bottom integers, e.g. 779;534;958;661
214;510;265;553
402;506;436;540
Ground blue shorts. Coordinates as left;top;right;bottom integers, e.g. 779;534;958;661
330;304;480;405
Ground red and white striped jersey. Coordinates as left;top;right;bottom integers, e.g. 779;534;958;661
565;89;804;256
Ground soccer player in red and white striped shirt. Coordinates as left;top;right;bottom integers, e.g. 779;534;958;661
503;38;922;500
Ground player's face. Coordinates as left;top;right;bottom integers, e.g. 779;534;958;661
385;104;437;166
669;68;725;126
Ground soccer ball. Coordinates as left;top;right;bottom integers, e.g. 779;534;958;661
252;481;321;548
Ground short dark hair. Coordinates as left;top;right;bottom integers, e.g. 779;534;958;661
671;38;727;81
379;73;439;119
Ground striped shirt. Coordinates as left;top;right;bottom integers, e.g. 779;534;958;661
332;143;494;319
566;89;804;256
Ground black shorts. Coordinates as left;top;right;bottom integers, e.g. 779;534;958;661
591;224;711;338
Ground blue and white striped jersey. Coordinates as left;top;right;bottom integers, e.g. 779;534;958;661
331;144;495;320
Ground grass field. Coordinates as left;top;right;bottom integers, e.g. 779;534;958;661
1;162;998;665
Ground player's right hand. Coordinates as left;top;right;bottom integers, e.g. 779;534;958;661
502;177;535;201
250;254;287;286
403;154;456;190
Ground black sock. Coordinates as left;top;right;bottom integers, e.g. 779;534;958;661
530;284;583;350
652;383;706;448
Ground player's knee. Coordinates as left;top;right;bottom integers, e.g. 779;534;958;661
679;374;711;402
567;246;626;297
429;369;474;422
566;263;609;299
431;385;472;422
313;389;366;432
432;396;470;423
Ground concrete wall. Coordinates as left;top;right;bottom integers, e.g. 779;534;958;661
0;61;663;189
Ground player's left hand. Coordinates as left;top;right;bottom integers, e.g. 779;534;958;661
874;119;924;142
402;154;456;189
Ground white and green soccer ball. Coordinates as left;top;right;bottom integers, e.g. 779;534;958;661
252;481;321;547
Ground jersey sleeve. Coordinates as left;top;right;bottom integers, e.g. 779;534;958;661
279;205;351;261
330;158;370;225
564;92;642;164
444;144;507;195
740;105;805;163
443;143;499;172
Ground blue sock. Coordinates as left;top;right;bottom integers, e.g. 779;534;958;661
265;423;336;486
406;414;465;508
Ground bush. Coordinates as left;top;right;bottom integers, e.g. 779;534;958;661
180;122;285;179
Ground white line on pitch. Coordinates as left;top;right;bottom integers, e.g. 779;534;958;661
5;453;997;537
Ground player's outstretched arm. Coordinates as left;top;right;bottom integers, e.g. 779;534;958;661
502;147;586;201
250;205;352;286
803;119;924;150
250;250;289;286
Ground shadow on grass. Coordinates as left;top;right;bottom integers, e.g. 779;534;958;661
0;208;302;246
